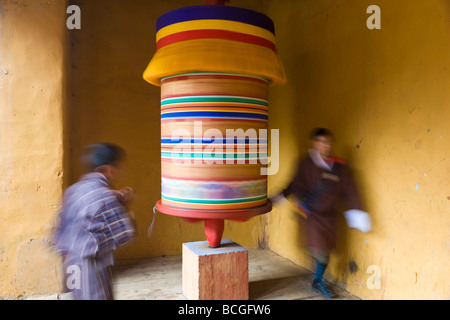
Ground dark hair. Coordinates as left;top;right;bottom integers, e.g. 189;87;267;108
309;128;334;140
81;143;126;172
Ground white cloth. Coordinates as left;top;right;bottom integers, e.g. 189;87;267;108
344;209;372;233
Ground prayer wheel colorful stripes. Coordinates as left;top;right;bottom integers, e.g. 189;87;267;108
160;72;269;214
143;5;286;247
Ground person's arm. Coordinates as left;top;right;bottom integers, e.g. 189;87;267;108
341;165;371;233
52;190;72;252
341;165;363;211
92;195;136;253
271;158;311;217
114;187;137;228
282;158;309;199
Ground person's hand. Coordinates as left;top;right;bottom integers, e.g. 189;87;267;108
270;193;289;206
116;187;136;206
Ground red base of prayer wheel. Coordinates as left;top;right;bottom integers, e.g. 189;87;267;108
156;200;272;248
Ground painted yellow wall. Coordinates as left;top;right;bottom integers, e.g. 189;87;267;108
0;0;68;298
266;0;450;299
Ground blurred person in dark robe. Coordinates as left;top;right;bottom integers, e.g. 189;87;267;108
53;143;136;300
271;128;371;298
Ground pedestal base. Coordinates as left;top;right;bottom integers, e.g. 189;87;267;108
182;239;249;300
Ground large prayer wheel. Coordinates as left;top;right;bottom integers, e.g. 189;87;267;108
143;5;286;247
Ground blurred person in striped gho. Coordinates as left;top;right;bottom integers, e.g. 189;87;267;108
53;143;136;300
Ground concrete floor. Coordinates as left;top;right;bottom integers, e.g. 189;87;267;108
26;249;358;300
